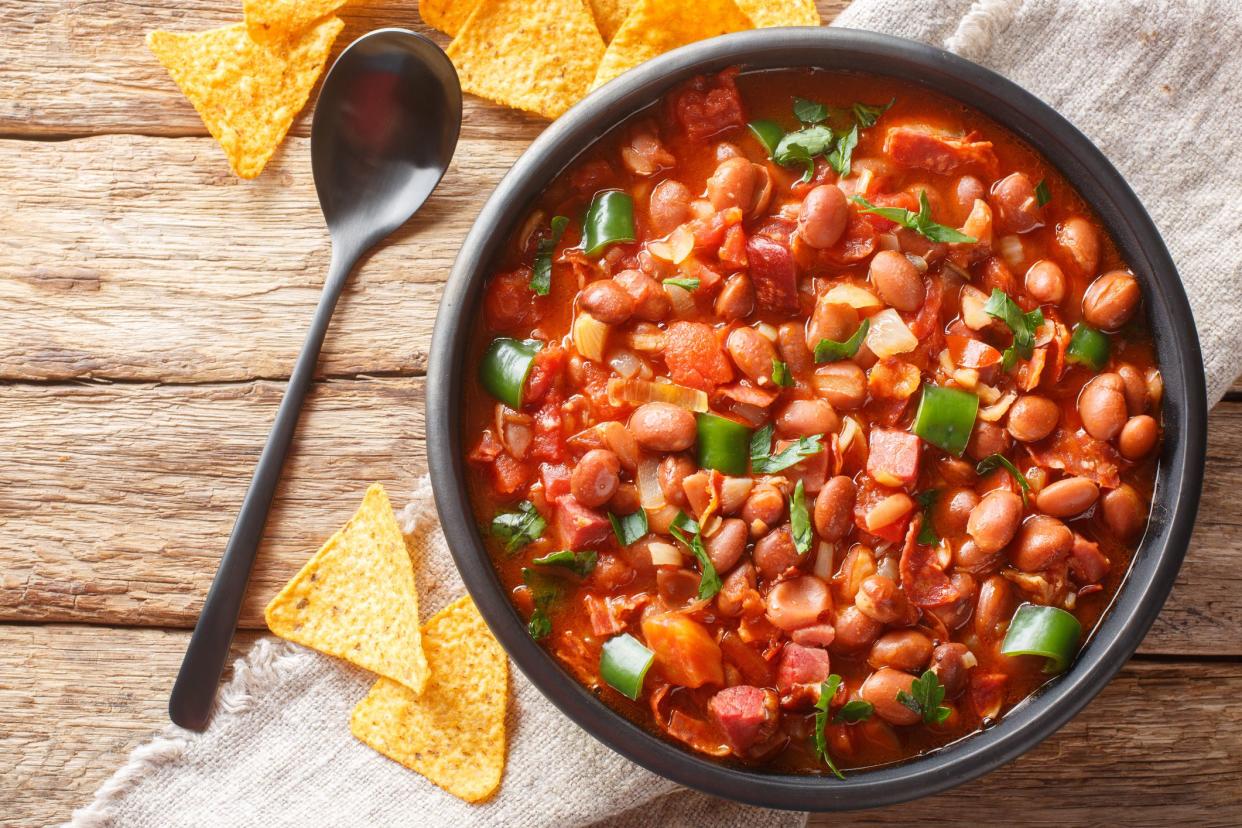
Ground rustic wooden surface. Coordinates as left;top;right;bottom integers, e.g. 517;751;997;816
2;1;1238;825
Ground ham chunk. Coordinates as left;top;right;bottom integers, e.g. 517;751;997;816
555;496;611;548
866;428;922;488
708;685;780;756
776;642;831;709
745;235;799;314
884;125;999;177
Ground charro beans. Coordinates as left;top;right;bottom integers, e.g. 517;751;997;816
571;449;621;508
1118;415;1159;460
1007;395;1060;443
629;402;696;451
869;250;926;312
814;476;856;541
1078;373;1127;441
798;184;849;248
1082;270;1141;330
1036;476;1099;517
776;398;839;438
967;490;1024;554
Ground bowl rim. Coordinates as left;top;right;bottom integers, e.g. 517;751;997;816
426;27;1208;811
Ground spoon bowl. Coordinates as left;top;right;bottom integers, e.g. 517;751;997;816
169;28;461;732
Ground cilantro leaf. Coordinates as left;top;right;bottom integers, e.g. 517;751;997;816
663;277;700;292
896;670;952;724
914;489;940;545
529;215;569;296
790;479;812;556
825;123;858;177
852;98;895;128
976;453;1031;504
851;191;977;244
774;125;834;183
833;700;875;724
813;674;845;779
669;512;721;599
813;318;870;363
793;96;829;124
491;501;546;554
522;567;561;640
983;288;1044;368
532;549;598;578
608;509;648;547
750;423;825;473
771;358;794;388
1035;179;1052;207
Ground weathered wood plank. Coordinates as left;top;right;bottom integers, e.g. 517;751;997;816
1;378;1238;654
0;133;525;382
2;624;1236;828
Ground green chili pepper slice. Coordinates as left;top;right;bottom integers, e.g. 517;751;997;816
599;633;654;700
696;412;753;475
1001;603;1082;674
582;190;636;255
747;119;784;157
480;338;541;409
911;383;979;457
1065;323;1111;372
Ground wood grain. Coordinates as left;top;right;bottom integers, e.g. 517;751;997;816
1;623;1235;828
0;376;1238;654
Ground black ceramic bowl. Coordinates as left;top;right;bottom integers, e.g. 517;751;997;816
427;28;1207;811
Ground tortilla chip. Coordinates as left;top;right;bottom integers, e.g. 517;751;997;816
420;0;480;36
244;0;349;43
592;0;753;90
147;18;343;179
588;0;633;41
734;0;821;28
265;483;429;694
351;596;508;803
447;0;605;119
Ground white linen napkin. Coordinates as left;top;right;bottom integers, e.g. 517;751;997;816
72;2;1242;826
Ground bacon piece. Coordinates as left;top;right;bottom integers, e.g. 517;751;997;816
883;125;999;177
824;215;878;265
970;671;1008;719
1027;428;1122;489
555;495;611;548
709;685;780;756
900;515;960;607
866;428;922;488
492;453;532;498
668;67;747;142
527;400;565;462
746;235;799;314
1068;533;1110;585
665;321;734;392
539;463;572;500
585;592;647;636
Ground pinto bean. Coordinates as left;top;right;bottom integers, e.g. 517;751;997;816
706;157;759;212
613;269;671;322
1056;216;1100;277
717;562;757;617
869;630;933;672
954;175;986;217
649;179;693;235
929;571;978;631
990;172;1041;233
609;482;642;515
579;280;634;324
1118;415;1159;460
706;518;749;573
929;643;972;699
812;362;867;410
807;295;860;349
726;326;779;384
715;273;754;321
855;575;907;624
742;483;785;529
1036;476;1099;517
1024;260;1066;305
831;605;883;653
967;490;1024;554
953;538;1000;574
797;184;848;248
753;526;800;580
975;575;1014;640
1100;484;1146;540
934;487;979;538
1117;364;1149;415
814;476;856;541
571;449;621;508
868;250;926;312
861;668;921;725
778;321;814;376
629;402;696;451
766;575;832;631
1078;373;1127;441
658;453;696;508
776;399;839;438
967;420;1013;462
1006;395;1060;443
1082;270;1141;330
1011;515;1073;571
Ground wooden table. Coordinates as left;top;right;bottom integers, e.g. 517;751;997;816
2;2;1238;825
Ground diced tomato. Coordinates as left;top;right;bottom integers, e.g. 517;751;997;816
642;612;725;688
709;686;778;756
860;191;918;232
690;206;742;248
866;429;922;488
1026;428;1122;488
524;343;565;406
824;215;878;265
664;321;734;392
947;334;1002;369
883;125;999;177
468;429;503;464
492;453;532;499
853;476;910;543
899;515;960;607
539;463;572;500
483;269;541;331
746;235;799;313
668;67;746;142
554;495;612;548
528;401;566;463
719;223;748;269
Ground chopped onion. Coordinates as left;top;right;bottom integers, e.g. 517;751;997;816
608;348;643;379
573;312;609;362
876;554;899;581
664;283;695;316
960;285;992;330
647;225;695;264
975;382;1002;405
719;476;755;514
959;199;992;247
961;649;979;669
998;234;1025;269
608;377;708;412
502;420;533;460
905;253;929;273
753;322;778;343
625;324;666;352
649;542;682;567
864;308;919;359
952;368;981;389
943;260;971;282
637;456;666;510
979;390;1017;422
838;416;862;452
824;284;883;310
812;542;835;579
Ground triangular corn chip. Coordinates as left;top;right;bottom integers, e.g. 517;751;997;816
447;0;606;119
420;0;480;37
735;0;821;28
588;0;634;41
351;596;508;802
244;0;350;43
265;483;428;694
146;17;343;179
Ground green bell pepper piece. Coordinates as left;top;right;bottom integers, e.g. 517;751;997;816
911;383;979;457
696;413;752;475
1001;603;1082;674
480;338;540;409
599;633;654;700
1065;323;1111;372
582;190;636;255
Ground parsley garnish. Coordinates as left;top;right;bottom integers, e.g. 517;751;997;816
532;549;598;577
793;96;829;124
983;288;1044;369
833;699;875;724
670;511;721;599
813;674;845;779
521;567;561;640
896;670;953;724
851;98;895;128
852;192;977;244
789;479;812;555
914;489;940;545
825;123;858;177
813;318;870;363
608;509;648;547
976;453;1031;504
663;277;700;292
773;124;834;182
1035;179;1052;207
771;358;794;388
491;501;546;554
749;423;824;474
529;215;568;296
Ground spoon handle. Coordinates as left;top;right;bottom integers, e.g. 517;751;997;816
169;247;356;731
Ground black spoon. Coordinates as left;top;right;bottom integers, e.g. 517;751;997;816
169;29;462;731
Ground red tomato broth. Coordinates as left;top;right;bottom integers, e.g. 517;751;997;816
461;68;1161;774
